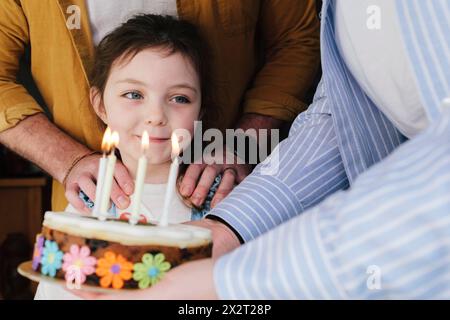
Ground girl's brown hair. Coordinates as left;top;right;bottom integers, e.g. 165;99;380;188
90;14;210;210
90;14;210;111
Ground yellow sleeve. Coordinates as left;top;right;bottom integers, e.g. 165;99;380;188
243;0;321;122
0;0;44;133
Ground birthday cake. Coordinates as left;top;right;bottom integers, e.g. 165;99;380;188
30;211;212;290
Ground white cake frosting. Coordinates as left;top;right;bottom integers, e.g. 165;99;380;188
43;211;212;247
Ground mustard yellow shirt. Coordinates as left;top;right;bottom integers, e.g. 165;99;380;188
0;0;320;211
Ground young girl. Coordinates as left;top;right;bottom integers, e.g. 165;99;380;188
35;14;220;299
77;12;219;223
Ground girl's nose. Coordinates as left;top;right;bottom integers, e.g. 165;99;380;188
145;104;167;126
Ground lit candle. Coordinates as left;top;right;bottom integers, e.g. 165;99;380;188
98;130;119;220
92;127;111;217
129;131;149;225
159;133;181;226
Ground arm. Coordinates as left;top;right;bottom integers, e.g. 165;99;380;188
242;0;321;122
0;0;87;184
85;107;448;300
0;113;90;185
0;0;44;133
0;0;133;211
178;0;321;208
205;80;349;248
0;115;134;214
215;111;450;299
74;106;450;301
185;81;347;257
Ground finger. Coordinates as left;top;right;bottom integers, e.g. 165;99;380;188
191;165;219;207
234;164;252;183
65;183;90;214
77;174;97;204
110;178;130;210
114;161;134;195
180;163;205;197
210;169;236;208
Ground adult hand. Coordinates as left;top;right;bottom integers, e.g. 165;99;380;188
179;146;252;209
186;219;241;258
64;153;134;214
70;258;218;300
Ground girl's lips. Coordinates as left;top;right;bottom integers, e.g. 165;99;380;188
149;137;169;143
135;135;169;144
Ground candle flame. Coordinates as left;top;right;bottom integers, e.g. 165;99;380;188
101;127;112;153
141;131;149;152
111;131;120;150
171;132;181;158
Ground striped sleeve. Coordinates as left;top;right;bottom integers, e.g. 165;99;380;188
206;80;350;242
214;110;450;299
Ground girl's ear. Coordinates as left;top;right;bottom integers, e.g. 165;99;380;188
90;87;108;124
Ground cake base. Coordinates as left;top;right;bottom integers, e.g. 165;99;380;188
18;261;126;294
37;227;212;289
27;212;213;290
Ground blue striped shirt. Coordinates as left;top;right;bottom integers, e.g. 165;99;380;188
215;110;450;299
210;0;450;299
207;0;407;242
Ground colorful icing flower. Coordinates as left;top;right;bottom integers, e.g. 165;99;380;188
32;235;45;271
133;253;171;289
62;244;97;285
96;251;133;289
40;240;64;277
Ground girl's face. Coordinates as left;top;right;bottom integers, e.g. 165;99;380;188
92;48;201;164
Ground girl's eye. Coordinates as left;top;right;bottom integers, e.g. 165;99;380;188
171;96;190;104
123;92;143;100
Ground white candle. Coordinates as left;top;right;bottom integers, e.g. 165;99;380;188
92;155;107;216
129;131;149;225
92;128;111;216
98;131;119;220
159;133;181;226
